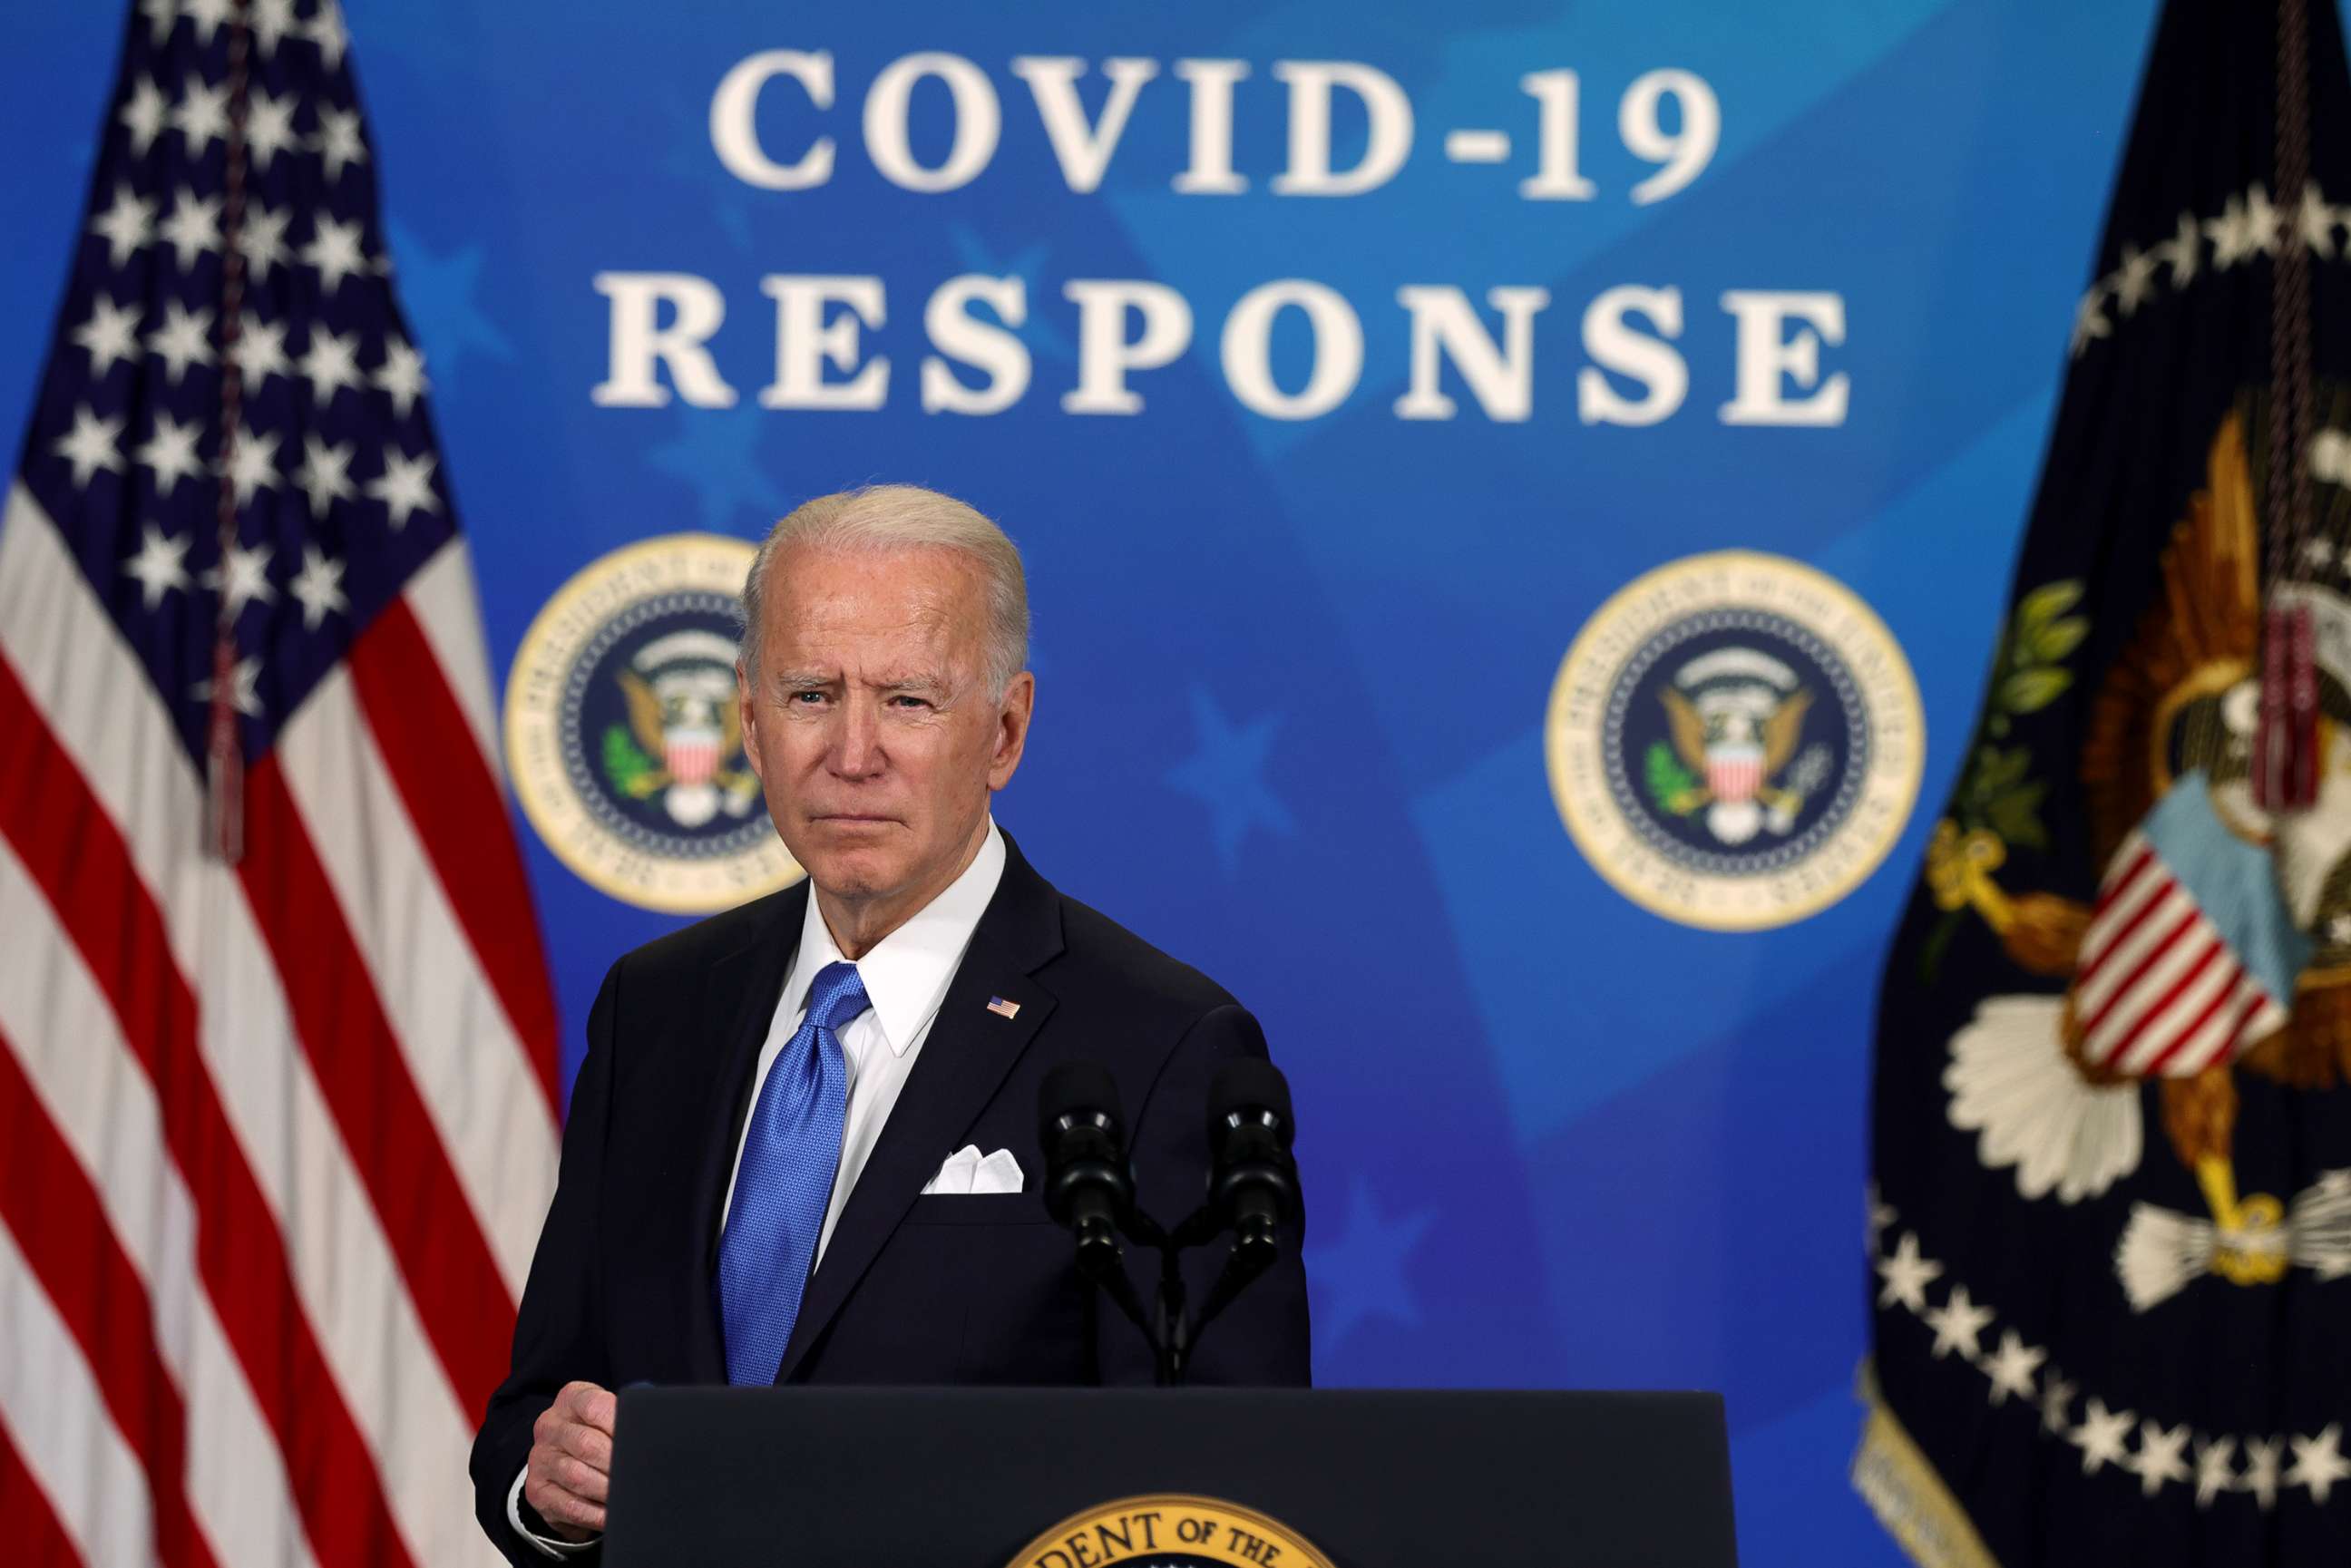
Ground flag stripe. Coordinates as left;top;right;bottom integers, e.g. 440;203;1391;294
0;655;415;1568
2141;969;2259;1077
2106;934;2235;1072
350;587;562;1114
275;660;557;1294
1;498;486;1566
237;755;519;1420
2074;890;2195;1024
2083;922;2223;1057
0;1416;85;1568
0;1030;216;1568
0;1220;155;1568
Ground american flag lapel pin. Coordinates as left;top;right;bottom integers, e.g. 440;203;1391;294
986;997;1021;1019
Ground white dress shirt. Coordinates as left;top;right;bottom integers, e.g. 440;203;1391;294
510;822;1008;1556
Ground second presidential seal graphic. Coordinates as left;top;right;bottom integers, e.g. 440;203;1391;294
505;533;802;913
1547;550;1924;931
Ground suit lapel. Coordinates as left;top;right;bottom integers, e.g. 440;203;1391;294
774;834;1063;1382
680;884;806;1383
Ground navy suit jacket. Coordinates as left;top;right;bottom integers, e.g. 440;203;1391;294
469;833;1312;1562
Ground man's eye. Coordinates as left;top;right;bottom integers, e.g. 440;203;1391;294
789;690;826;705
890;695;929;710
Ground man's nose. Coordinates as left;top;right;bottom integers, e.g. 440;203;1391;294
829;698;883;778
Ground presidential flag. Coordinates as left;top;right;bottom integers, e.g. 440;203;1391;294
0;3;559;1564
1857;0;2351;1563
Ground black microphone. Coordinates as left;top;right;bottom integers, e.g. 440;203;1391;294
1038;1062;1133;1265
1204;1058;1298;1266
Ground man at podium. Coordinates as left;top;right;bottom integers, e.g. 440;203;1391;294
470;485;1312;1562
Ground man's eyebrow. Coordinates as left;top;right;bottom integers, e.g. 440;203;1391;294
769;668;837;688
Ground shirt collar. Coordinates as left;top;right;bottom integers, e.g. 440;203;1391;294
784;819;1008;1057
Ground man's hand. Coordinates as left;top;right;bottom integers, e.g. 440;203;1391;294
525;1381;619;1542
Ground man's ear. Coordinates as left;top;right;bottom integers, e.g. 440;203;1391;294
737;662;765;785
988;670;1035;791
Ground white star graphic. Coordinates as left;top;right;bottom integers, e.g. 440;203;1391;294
367;446;441;530
123;524;191;609
314;104;367;182
2070;1399;2134;1475
288;545;348;630
72;294;142;377
229;314;291;390
158;189;223;272
1923;1284;1995;1360
2069;287;2111;358
2111;243;2161;317
306;1;351;69
2193;1435;2237;1509
2295;185;2339;259
1979;1329;2044;1407
146;299;215;384
2288;1424;2351;1505
191;656;262;718
218;426;282;508
119;77;168;157
139;0;177;46
300;213;369;294
2126;1420;2190;1497
53;404;125;488
180;0;234;46
239;201;291;283
169;76;230;158
374;336;428;418
2208;192;2267;269
295;433;356;516
244;88;302;172
88;184;154;268
249;0;298;56
2038;1369;2076;1436
1875;1232;1943;1312
2239;1436;2284;1509
200;539;275;618
2245;183;2283;258
298;326;363;406
135;411;206;496
2157;209;2201;289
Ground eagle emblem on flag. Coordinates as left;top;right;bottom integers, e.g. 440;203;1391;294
609;628;759;829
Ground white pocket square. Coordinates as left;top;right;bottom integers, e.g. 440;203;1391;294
921;1144;1023;1195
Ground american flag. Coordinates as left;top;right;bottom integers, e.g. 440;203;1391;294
0;4;559;1565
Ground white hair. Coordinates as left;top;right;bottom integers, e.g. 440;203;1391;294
738;483;1030;697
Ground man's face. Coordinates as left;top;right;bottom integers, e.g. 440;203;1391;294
738;544;1031;910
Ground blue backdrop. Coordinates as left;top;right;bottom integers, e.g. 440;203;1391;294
0;2;2229;1563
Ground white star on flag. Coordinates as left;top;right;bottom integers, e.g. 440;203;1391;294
295;433;357;515
375;336;428;417
190;655;263;717
307;0;351;68
180;0;235;46
230;314;292;390
2037;1370;2075;1436
2244;182;2283;257
146;299;214;384
1923;1284;1995;1360
245;88;303;171
201;540;276;618
169;76;230;158
239;201;293;282
2069;1399;2135;1475
88;184;154;267
139;0;176;45
2297;184;2342;258
2069;287;2111;357
1874;1232;1942;1312
301;213;370;293
136;411;207;496
288;545;349;629
123;524;192;609
367;446;441;529
158;188;223;272
250;0;299;56
299;326;364;405
2207;191;2267;268
119;77;167;156
53;404;125;487
2239;1436;2285;1509
220;426;283;507
2156;209;2200;288
2110;243;2161;316
2192;1435;2237;1509
1979;1329;2044;1407
2125;1420;2190;1497
72;294;142;376
316;103;366;179
2288;1424;2351;1505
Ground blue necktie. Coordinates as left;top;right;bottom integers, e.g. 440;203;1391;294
719;959;869;1386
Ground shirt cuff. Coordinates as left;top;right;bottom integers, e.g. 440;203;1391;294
508;1465;600;1558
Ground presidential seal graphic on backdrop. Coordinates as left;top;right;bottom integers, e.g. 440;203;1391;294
1006;1494;1334;1568
1546;550;1923;930
504;533;802;913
